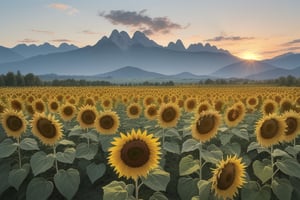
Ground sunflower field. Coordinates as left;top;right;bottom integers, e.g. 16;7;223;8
0;86;300;200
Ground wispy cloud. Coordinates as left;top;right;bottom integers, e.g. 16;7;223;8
18;38;39;43
51;39;74;43
48;3;79;15
82;30;100;35
31;29;54;35
99;9;185;35
262;46;300;55
205;35;255;42
282;39;300;46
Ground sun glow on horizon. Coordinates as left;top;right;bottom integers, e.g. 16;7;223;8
240;52;261;61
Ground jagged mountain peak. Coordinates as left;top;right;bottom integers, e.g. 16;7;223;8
167;39;186;51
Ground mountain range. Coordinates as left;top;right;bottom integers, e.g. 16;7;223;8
0;29;300;81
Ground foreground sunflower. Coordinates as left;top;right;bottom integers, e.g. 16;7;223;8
95;110;120;134
261;99;278;116
126;103;142;119
77;105;97;129
281;110;300;142
59;103;77;121
108;129;160;180
31;113;63;146
191;110;221;142
211;155;246;200
1;109;27;138
184;97;197;112
157;103;181;128
255;114;286;147
224;102;245;127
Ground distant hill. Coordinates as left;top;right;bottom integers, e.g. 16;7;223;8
247;65;300;80
0;46;24;63
264;53;300;69
211;60;277;78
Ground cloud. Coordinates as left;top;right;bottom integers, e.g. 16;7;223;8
51;39;74;43
82;30;100;35
18;38;39;43
48;3;79;15
99;9;185;35
205;35;254;42
282;39;300;46
262;46;300;55
31;29;54;35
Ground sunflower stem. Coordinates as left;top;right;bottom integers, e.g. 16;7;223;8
17;137;22;169
53;145;59;174
293;138;296;147
198;142;202;181
162;128;165;149
270;145;274;184
135;178;139;200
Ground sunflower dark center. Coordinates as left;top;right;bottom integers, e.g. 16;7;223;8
81;110;96;125
36;102;44;112
50;102;58;110
147;107;157;116
37;118;56;138
260;119;279;139
121;139;150;168
285;117;297;135
103;100;110;107
215;101;223;111
26;105;35;115
228;109;239;122
0;104;4;113
281;102;292;112
99;115;114;129
6;116;23;131
187;100;196;109
12;101;22;111
86;99;94;106
63;106;74;116
217;163;236;190
145;98;153;105
129;106;139;115
196;115;215;134
265;103;274;114
249;98;257;105
162;107;176;122
198;105;208;113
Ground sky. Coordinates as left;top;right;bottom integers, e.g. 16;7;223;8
1;0;300;60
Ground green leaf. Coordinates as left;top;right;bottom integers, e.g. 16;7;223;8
26;177;54;200
232;128;249;141
253;159;272;183
86;162;106;183
85;131;99;142
276;158;300;178
272;149;292;159
57;139;75;146
0;161;10;196
164;128;181;140
241;181;271;200
177;177;199;200
179;155;200;176
141;168;170;192
181;138;200;153
76;143;98;160
56;147;76;164
247;141;270;154
19;138;39;150
98;135;115;152
163;141;180;154
68;126;83;137
8;163;30;190
219;133;233;145
285;145;300;158
197;180;211;200
149;192;168;200
0;138;17;158
54;168;80;200
222;142;241;156
103;181;129;200
272;178;293;200
125;184;135;196
201;148;223;164
30;151;55;176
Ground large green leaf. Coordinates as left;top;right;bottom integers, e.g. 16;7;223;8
241;181;271;200
181;138;200;153
149;192;168;200
276;158;300;179
163;128;181;140
103;181;129;200
19;138;39;150
54;168;80;200
221;142;241;156
163;141;180;154
8;163;30;190
57;139;75;146
30;151;55;176
98;135;115;152
219;133;233;145
285;145;300;158
179;155;200;176
68;126;83;137
86;162;106;183
272;149;292;159
272;178;293;200
197;180;211;200
141;168;170;192
0;161;10;196
0;138;17;158
247;142;270;154
26;177;54;200
232;128;249;141
75;142;98;160
200;148;223;164
252;159;272;183
56;147;76;164
177;177;199;200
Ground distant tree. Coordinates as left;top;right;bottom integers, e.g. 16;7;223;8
0;75;5;86
5;72;16;86
24;73;35;86
16;70;25;86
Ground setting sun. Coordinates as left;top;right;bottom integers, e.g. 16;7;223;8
240;52;261;61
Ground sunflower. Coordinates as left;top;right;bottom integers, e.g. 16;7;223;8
281;110;300;142
31;113;63;146
224;102;245;127
246;96;259;110
48;99;60;113
255;114;286;147
211;155;246;200
32;99;46;113
0;101;7;114
261;99;278;116
197;101;212;114
191;110;221;142
77;105;97;129
143;96;155;107
95;111;120;134
144;104;158;120
85;97;95;106
101;98;113;110
25;103;35;116
1;109;27;138
280;98;294;113
108;129;160;180
184;98;197;112
127;103;142;119
157;103;181;128
9;98;23;112
59;103;77;121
